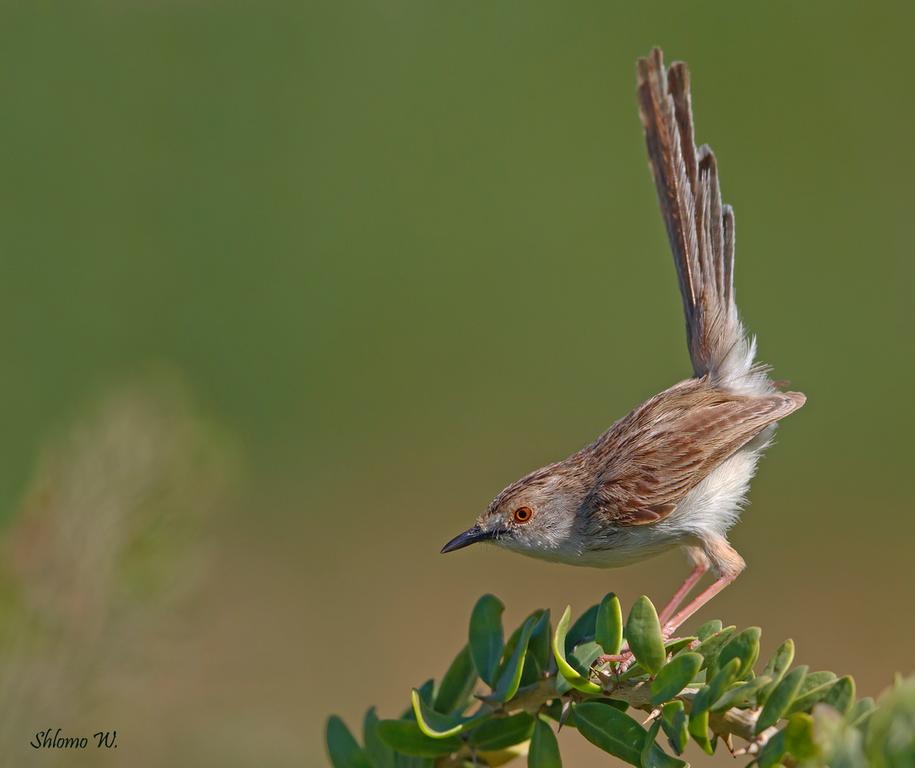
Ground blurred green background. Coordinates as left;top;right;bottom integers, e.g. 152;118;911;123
0;1;912;765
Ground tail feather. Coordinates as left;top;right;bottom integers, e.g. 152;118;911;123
637;49;765;394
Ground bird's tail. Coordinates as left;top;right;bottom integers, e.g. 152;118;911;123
637;48;767;394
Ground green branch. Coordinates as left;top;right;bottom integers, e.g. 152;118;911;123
326;593;913;767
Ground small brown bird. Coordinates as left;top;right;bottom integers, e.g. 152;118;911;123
442;48;805;638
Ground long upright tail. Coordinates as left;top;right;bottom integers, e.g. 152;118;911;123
637;48;767;394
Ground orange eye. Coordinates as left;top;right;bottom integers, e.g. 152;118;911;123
513;506;533;524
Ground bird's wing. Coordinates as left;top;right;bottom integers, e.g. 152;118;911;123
637;48;756;390
589;381;805;525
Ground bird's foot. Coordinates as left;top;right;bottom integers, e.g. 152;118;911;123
595;650;641;679
596;630;695;680
593;651;633;685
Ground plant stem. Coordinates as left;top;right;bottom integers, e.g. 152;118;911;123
503;675;779;750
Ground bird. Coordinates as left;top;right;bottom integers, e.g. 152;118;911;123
441;48;805;639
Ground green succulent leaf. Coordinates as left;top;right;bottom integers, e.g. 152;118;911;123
706;657;741;703
756;665;807;734
434;645;477;715
519;652;545;690
552;606;601;694
528;609;552;673
376;720;461;758
789;671;840;714
469;594;505;686
411;690;457;738
555;641;605;694
572;702;644;766
411;689;488;739
696;620;723;641
596;593;623;656
591;697;630;711
571;641;604;671
660;700;688;754
336;594;877;768
529;718;562;768
500;611;547;690
759;639;795;704
565;603;600;651
864;676;915;764
685;658;737;756
497;612;539;672
414;679;435;711
664;637;697;657
711;675;771;712
363;708;396;768
492;615;537;702
847;696;876;727
694;626;735;668
642;720;661;767
641;718;687;768
798;670;837;695
687;705;713;754
467;712;535;751
820;675;856;715
712;627;760;680
783;712;818;760
626;596;666;675
326;715;373;768
392;757;432;768
650;652;703;705
619;661;648;681
756;729;786;768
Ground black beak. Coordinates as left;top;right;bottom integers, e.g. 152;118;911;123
440;525;496;554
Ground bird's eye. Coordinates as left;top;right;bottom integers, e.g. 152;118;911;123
513;506;533;524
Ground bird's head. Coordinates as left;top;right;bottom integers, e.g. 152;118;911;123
441;464;582;558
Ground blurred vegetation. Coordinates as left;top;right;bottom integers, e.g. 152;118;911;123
327;594;914;767
0;1;911;765
0;376;239;763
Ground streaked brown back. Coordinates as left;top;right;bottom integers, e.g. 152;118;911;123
586;379;805;525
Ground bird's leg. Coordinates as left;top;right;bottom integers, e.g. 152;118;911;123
658;561;709;626
596;561;708;668
599;543;741;670
660;536;745;637
662;572;737;637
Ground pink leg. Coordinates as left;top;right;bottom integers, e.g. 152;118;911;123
597;563;708;667
663;573;737;636
597;561;709;667
658;562;708;626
